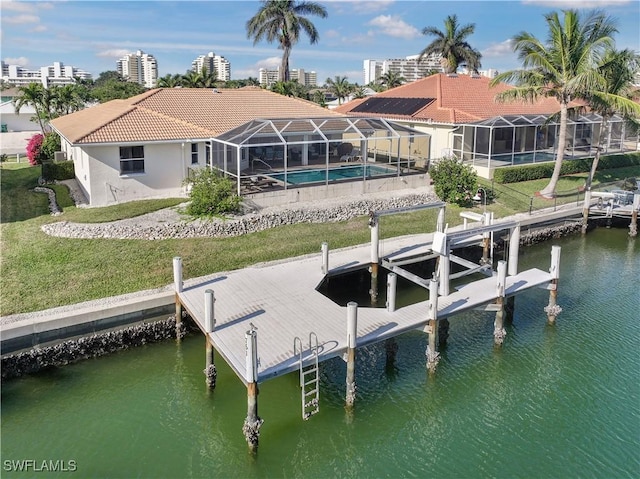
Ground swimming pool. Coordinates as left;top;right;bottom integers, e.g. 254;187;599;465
268;164;395;185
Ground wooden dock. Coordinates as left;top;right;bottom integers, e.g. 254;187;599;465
177;232;553;385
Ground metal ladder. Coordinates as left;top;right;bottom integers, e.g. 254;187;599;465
293;332;320;420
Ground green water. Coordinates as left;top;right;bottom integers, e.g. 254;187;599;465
2;229;639;478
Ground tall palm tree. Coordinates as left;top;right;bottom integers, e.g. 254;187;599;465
325;75;352;104
491;9;617;198
584;48;640;191
50;84;86;117
378;71;405;90
247;0;327;82
13;83;47;133
418;14;481;74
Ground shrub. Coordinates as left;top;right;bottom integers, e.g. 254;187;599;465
493;152;640;184
42;160;75;181
26;134;44;166
429;156;478;207
40;133;62;162
186;168;241;217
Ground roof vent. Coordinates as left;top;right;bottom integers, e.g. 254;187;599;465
471;73;481;79
212;88;220;93
447;73;458;78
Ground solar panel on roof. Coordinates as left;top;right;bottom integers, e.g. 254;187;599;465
352;97;435;116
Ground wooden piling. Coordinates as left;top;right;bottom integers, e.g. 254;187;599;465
545;246;562;324
345;302;358;408
369;213;379;305
629;194;639;237
204;289;216;388
426;278;440;373
386;273;397;313
242;327;262;452
494;260;507;345
321;242;329;274
436;206;446;233
508;224;520;276
481;212;491;264
581;188;592;234
173;257;184;339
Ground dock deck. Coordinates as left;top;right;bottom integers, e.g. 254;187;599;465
178;233;552;385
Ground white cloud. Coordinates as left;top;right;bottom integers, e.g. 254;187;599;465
4;14;40;24
325;0;394;15
30;25;47;33
1;1;37;13
367;15;420;40
523;0;631;7
255;57;282;69
3;56;30;67
482;39;516;57
97;49;131;59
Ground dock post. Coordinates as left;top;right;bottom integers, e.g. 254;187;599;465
481;212;491;264
581;188;592;234
345;302;358;408
494;260;507;345
369;212;379;305
436;206;446;233
426;278;440;373
173;257;185;339
508;224;520;276
243;326;262;452
544;246;562;324
204;289;216;388
438;250;450;297
321;242;329;274
629;194;639;237
386;273;397;313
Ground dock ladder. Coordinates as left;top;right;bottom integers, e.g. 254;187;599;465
293;332;320;420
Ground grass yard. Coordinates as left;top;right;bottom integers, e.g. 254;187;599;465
0;162;636;316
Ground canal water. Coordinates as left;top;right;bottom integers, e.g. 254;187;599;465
2;228;638;478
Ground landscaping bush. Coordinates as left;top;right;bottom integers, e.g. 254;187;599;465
26;134;45;166
186;168;241;217
42;160;75;181
493;152;640;184
429;156;478;207
40;133;62;162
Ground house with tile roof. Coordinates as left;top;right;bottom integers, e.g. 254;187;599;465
50;87;430;207
335;73;634;179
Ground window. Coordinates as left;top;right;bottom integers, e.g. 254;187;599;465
119;146;145;174
205;144;211;167
191;143;199;164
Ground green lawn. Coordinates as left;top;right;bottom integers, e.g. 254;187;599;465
0;163;635;316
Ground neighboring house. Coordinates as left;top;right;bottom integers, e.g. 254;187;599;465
335;73;635;178
49;87;347;206
1;87;39;133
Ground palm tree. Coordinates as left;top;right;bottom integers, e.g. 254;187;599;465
351;84;367;99
247;0;327;82
13;83;47;133
325;75;352;105
418;14;481;74
379;71;405;90
50;84;86;117
157;74;183;88
491;9;617;198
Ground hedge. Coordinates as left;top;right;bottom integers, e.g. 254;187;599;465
42;160;75;181
492;152;640;184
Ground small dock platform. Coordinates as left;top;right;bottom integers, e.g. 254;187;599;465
177;232;552;385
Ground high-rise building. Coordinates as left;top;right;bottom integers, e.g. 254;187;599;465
1;60;92;87
116;50;158;88
363;54;443;85
191;52;231;81
259;67;317;87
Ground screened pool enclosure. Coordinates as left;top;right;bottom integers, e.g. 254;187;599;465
451;113;636;170
209;117;430;195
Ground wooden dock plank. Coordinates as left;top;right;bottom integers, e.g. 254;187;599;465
178;235;553;384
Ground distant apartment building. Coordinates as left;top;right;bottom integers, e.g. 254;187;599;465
259;67;317;87
1;60;92;88
191;52;231;81
116;50;158;88
363;54;444;85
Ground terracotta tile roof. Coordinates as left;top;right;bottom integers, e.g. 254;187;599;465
335;73;578;124
50;87;343;144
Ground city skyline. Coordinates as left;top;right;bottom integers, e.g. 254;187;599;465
1;0;639;85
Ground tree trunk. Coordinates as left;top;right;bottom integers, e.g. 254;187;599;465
281;46;291;83
585;115;608;191
539;102;568;198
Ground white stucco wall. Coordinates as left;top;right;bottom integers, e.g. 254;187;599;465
67;142;195;207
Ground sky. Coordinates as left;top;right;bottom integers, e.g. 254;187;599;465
1;0;639;85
